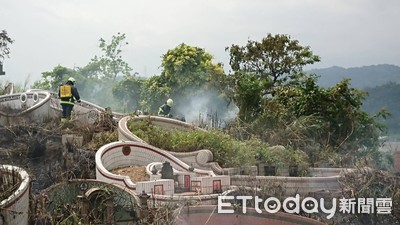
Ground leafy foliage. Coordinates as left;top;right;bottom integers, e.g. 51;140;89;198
89;32;132;81
127;119;258;167
225;34;320;121
223;34;385;167
227;34;320;88
33;65;77;91
139;75;172;113
0;30;14;62
161;43;225;91
112;76;145;112
127;119;310;171
32;33;135;111
140;43;226;114
242;74;387;167
28;32;387;170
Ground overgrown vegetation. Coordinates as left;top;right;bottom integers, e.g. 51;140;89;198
1;30;396;224
226;166;400;225
337;166;400;224
128;118;256;168
127;119;310;175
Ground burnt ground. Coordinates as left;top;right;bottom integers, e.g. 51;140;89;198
0;125;96;194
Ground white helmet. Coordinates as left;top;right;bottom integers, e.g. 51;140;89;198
68;77;76;84
166;98;173;107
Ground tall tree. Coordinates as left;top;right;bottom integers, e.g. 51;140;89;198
270;75;386;152
140;75;172;113
33;65;77;91
160;43;225;92
90;32;132;81
226;34;320;121
112;75;145;112
227;33;320;92
140;43;227;114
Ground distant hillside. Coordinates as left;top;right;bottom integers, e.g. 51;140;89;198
362;82;400;133
309;64;400;89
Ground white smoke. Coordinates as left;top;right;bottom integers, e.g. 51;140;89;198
173;89;238;128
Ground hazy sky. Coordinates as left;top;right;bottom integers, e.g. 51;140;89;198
1;0;400;85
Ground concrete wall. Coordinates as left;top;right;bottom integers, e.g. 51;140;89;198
191;176;231;194
136;179;175;195
308;167;352;177
0;165;30;225
231;175;340;196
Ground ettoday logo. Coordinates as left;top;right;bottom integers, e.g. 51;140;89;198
218;195;393;219
218;194;336;219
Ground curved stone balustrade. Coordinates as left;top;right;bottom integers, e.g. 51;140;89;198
0;89;127;125
118;115;225;174
0;165;30;225
95;141;215;191
0;91;53;126
28;89;126;120
117;115;355;196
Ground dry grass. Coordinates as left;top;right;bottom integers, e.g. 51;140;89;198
111;166;149;182
0;167;22;202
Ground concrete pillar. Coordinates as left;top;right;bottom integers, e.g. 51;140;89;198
138;191;150;219
76;195;89;225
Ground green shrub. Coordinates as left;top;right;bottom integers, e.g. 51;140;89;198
128;120;257;167
127;119;309;172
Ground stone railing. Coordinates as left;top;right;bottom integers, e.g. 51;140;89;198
0;91;53;126
231;168;353;195
118;115;225;174
26;89;127;123
0;165;30;225
95;141;215;191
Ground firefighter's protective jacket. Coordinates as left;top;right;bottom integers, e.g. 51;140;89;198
158;103;171;116
58;81;80;105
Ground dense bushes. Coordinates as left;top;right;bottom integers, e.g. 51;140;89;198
128;119;255;167
127;119;310;174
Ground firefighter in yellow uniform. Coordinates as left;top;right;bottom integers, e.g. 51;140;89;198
58;77;81;123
